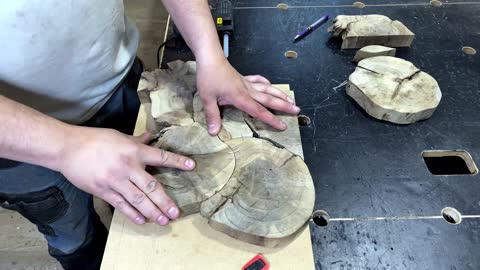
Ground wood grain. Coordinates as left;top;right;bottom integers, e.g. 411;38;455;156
151;123;235;216
209;138;315;247
328;15;415;49
347;56;442;124
353;45;396;62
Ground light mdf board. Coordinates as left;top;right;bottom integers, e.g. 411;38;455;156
101;85;315;270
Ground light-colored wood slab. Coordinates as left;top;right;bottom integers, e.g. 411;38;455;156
101;84;315;270
151;123;236;216
209;137;315;247
347;56;442;124
328;15;415;49
353;45;396;62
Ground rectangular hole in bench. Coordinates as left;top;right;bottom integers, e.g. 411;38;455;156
422;150;478;175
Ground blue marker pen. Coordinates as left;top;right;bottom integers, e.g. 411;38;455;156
294;14;330;42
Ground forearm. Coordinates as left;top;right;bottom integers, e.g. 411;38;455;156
0;95;72;171
160;0;296;134
161;0;225;64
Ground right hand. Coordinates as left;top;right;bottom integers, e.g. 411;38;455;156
196;58;300;135
58;126;195;226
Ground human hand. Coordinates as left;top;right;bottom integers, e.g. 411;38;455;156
59;127;195;226
196;59;301;135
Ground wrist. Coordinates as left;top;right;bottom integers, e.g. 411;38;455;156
45;123;78;173
194;44;227;67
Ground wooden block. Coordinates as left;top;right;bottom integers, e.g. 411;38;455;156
328;15;415;49
353;45;396;62
347;56;442;124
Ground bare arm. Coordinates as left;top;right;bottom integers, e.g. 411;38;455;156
0;94;195;225
0;95;70;171
161;0;300;135
161;0;224;66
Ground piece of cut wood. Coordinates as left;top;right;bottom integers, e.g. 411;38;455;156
347;56;442;124
328;15;415;49
354;45;396;62
208;138;315;247
150;123;235;216
137;60;197;131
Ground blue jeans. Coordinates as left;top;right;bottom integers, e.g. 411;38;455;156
0;58;143;270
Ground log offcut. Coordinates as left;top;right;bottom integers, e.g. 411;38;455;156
346;56;442;124
328;15;415;49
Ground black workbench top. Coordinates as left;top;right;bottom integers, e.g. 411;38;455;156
162;1;480;269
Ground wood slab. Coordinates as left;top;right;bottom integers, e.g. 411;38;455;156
328;15;415;49
347;56;442;124
353;45;396;62
100;84;315;270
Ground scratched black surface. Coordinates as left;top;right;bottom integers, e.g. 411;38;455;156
233;0;471;7
162;2;480;269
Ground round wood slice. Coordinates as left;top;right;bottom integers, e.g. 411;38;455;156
150;123;235;216
207;138;315;248
347;56;442;124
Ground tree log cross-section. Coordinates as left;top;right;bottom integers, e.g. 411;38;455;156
346;56;442;124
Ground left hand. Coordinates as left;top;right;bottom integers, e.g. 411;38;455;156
196;58;301;135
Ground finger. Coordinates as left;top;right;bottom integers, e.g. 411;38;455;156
251;92;300;114
101;189;146;225
115;179;170;225
234;94;287;130
202;96;222;135
250;83;295;104
244;75;271;85
130;169;180;220
140;145;196;170
130;132;151;144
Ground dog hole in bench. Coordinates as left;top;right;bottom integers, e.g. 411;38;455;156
430;0;442;7
284;50;298;59
312;210;330;227
462;46;477;55
441;207;462;224
298;115;311;126
353;2;366;8
422;150;478;175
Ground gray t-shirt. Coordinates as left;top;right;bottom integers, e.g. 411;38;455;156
0;1;139;124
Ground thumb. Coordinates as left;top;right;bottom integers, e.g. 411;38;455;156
203;98;222;136
131;132;151;144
